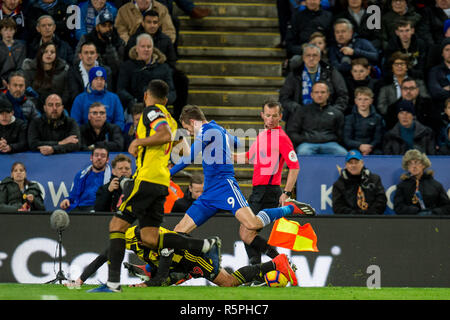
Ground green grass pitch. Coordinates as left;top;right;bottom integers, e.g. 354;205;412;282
0;284;449;300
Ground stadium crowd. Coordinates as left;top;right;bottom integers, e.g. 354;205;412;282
0;0;449;215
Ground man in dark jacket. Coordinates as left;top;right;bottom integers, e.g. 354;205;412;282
26;15;74;64
124;9;188;122
279;44;349;129
0;95;27;153
285;0;333;58
383;100;435;155
80;102;124;152
24;0;75;47
95;153;132;212
27;94;81;155
125;10;176;66
328;18;379;79
332;150;387;215
117;33;176;111
287;81;347;155
4;71;41;127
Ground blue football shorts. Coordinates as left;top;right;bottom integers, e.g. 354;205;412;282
186;177;249;227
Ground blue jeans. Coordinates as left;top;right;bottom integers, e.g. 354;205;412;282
296;142;348;155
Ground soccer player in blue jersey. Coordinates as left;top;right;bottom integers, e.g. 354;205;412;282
170;105;313;286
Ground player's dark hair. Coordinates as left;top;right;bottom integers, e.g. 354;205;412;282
146;79;169;100
179;105;206;123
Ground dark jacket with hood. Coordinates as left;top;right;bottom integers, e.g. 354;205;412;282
382;120;435;155
0;177;45;212
332;167;387;215
394;171;450;215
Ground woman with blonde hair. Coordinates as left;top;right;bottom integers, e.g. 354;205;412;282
393;149;450;215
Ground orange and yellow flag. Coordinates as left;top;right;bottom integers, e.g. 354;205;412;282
268;218;318;252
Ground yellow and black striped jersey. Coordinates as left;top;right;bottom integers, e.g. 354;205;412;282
125;226;218;281
133;103;177;187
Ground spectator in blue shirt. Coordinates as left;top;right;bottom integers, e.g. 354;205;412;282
71;66;125;130
60;143;112;212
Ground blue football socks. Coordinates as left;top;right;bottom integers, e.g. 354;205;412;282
256;205;294;227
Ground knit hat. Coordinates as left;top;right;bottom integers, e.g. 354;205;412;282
397;99;415;115
0;95;13;113
89;66;107;84
441;37;450;52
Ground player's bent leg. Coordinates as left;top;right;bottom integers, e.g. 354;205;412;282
173;214;198;234
239;224;258;245
109;215;130;233
139;226;160;249
235;207;264;231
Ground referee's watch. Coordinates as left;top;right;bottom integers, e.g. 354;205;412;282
282;190;292;197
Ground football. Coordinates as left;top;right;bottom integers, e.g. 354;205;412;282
264;270;288;287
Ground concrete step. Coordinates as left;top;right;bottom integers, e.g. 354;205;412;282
215;119;264;130
178;16;278;30
187;75;284;87
179;30;280;48
178;45;285;58
200;105;261;117
188;2;277;18
187;89;279;106
177;59;283;77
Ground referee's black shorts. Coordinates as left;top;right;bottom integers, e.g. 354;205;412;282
248;185;282;213
116;179;169;228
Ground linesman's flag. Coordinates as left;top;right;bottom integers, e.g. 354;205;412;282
268;218;318;252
